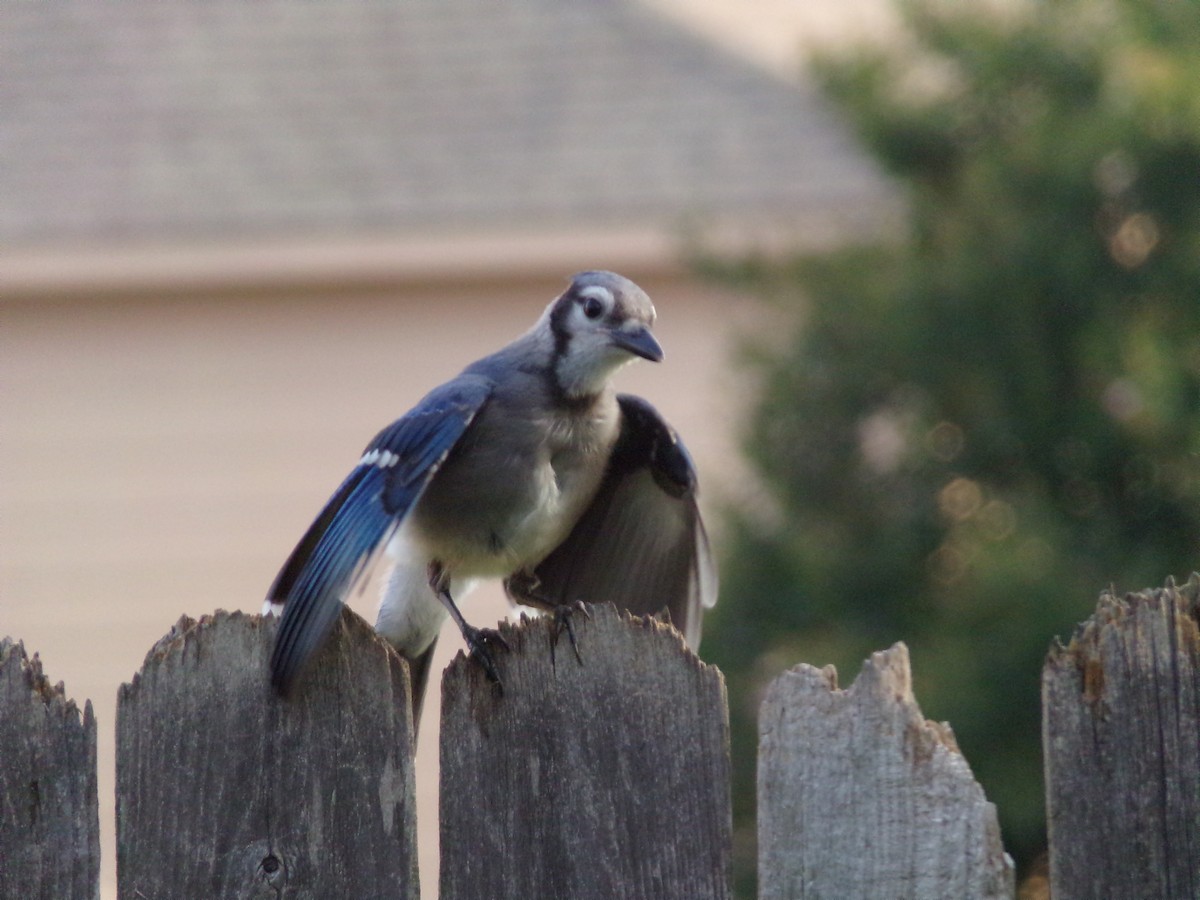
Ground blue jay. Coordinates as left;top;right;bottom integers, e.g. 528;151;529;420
265;271;717;719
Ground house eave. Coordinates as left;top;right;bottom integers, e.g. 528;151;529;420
0;205;900;303
0;225;688;303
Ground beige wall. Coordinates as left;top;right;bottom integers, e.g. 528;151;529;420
1;267;759;896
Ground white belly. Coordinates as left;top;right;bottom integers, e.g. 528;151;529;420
374;523;474;658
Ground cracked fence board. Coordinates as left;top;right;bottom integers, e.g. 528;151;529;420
1043;574;1200;899
116;609;417;899
758;643;1014;900
0;637;99;900
439;603;732;900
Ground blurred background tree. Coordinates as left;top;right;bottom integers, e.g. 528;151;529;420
705;0;1200;891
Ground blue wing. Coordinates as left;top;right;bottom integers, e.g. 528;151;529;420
268;375;493;693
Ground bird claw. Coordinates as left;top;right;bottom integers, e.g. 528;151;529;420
550;601;591;666
463;625;509;687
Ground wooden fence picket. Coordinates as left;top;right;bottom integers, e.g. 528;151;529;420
1043;574;1200;900
757;643;1015;899
438;604;733;900
115;610;418;899
0;637;99;900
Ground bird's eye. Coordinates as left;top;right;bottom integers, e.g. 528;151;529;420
582;296;605;319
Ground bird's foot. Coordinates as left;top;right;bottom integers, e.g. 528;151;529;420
550;601;591;666
462;624;510;688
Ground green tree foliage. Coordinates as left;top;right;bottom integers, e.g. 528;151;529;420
707;0;1200;886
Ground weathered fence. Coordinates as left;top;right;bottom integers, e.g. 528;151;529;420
2;575;1198;898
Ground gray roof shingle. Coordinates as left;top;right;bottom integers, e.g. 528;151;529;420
1;1;893;247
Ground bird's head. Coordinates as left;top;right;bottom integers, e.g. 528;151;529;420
545;270;663;400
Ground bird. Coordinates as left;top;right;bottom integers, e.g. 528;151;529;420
263;270;717;723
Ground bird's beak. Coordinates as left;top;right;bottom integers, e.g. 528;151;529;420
610;325;664;362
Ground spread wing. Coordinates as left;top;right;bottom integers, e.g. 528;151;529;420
523;394;717;648
268;375;493;693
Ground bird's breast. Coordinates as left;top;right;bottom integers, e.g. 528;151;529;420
409;398;618;576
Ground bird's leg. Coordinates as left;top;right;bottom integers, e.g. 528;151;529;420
550;600;591;667
504;570;590;666
429;561;509;686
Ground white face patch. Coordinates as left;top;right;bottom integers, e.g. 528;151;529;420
549;272;660;398
577;285;615;307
